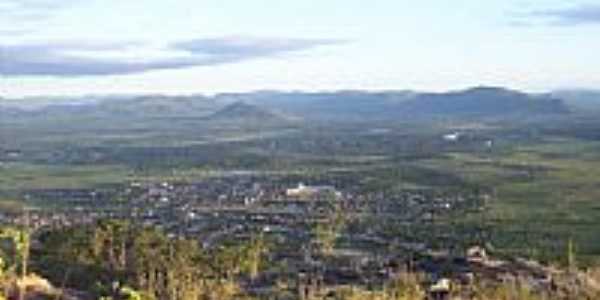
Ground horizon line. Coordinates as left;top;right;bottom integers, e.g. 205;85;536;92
2;85;596;100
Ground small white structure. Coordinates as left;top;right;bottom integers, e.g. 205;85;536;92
429;278;451;293
286;183;341;198
467;245;488;262
443;132;461;142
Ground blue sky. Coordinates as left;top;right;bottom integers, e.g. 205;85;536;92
1;0;599;97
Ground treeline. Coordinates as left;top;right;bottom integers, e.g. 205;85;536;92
33;221;267;300
0;221;599;299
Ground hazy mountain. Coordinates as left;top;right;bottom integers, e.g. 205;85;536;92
0;105;25;118
400;87;569;117
0;87;569;123
206;101;287;123
230;87;567;120
230;91;415;121
93;95;218;118
553;90;600;111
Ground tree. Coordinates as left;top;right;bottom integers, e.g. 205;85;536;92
93;220;130;273
567;238;577;272
35;220;259;300
313;203;347;255
240;233;268;281
0;226;31;300
0;227;30;279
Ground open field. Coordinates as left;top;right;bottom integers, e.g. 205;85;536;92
0;163;130;191
420;138;600;264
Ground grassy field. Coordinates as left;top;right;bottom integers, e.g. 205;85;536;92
0;163;130;191
420;138;600;265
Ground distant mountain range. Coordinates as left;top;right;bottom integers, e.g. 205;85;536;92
230;87;568;120
0;87;573;123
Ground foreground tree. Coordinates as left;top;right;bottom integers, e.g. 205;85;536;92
36;220;261;300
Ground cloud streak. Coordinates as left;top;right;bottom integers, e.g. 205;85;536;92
0;0;79;38
0;0;72;17
0;37;344;76
525;4;600;26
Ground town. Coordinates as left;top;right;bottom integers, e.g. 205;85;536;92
2;172;594;299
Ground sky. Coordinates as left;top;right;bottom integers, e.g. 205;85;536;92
1;0;599;97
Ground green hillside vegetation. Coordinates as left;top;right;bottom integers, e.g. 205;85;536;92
420;139;600;264
0;221;598;299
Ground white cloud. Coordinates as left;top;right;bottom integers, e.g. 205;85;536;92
0;37;345;76
522;4;600;26
0;0;78;38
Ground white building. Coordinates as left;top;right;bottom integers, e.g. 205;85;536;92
286;183;341;198
443;132;461;142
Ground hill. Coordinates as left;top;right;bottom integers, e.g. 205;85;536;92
206;101;288;123
400;87;569;117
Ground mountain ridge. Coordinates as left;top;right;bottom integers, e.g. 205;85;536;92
0;86;570;121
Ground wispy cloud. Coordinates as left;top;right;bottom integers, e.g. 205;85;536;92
522;4;600;26
0;37;345;76
0;0;78;37
0;0;75;19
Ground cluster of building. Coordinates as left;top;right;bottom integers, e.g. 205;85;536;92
5;174;580;299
